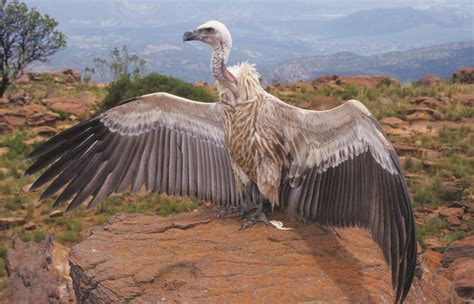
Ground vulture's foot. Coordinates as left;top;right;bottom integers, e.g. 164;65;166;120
240;209;270;230
217;206;248;218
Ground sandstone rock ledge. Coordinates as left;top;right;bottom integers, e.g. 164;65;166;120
69;210;452;303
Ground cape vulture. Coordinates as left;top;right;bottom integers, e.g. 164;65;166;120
25;20;416;303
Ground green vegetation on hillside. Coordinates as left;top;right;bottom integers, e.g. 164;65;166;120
100;73;215;110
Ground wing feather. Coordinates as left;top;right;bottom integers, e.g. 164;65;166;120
26;92;252;212
274;97;416;303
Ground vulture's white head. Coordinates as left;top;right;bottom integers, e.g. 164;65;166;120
183;20;232;61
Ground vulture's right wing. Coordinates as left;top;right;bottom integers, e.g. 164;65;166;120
25;92;246;211
272;98;416;303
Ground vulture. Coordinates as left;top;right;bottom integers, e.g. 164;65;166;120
25;20;416;303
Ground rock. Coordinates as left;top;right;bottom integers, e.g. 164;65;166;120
0;217;26;230
7;90;32;105
24;136;45;147
70;210;445;303
393;143;441;159
299;96;340;111
21;183;32;192
380;116;406;128
450;257;474;301
0;97;8;105
341;75;399;87
382;126;413;137
442;236;474;268
452;67;474;84
413;250;461;303
417;75;443;86
405;107;443;121
409;96;444;107
49;210;64;218
446;216;462;226
4;236;74;303
27;111;60;127
0;147;9;156
442;236;474;301
439;207;464;219
28;126;57;136
0;109;27;127
43;95;96;116
62;69;81;83
423;237;447;250
452;93;474;106
379;97;393;105
15;73;31;84
22;222;36;230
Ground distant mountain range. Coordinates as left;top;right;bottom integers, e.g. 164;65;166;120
26;2;473;83
265;41;474;82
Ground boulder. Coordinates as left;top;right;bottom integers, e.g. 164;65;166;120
4;236;74;303
379;116;407;128
298;96;340;111
70;210;449;303
0;109;27;127
438;207;464;219
27;111;60;127
43;95;97;117
442;236;474;301
452;67;474;84
409;96;444;107
7;90;32;105
0;217;26;230
442;236;474;268
452;93;474;106
28;126;57;136
417;75;443;86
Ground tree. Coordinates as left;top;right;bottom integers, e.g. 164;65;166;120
0;0;66;96
93;45;147;82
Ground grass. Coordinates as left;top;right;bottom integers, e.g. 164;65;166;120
416;217;449;243
98;193;199;217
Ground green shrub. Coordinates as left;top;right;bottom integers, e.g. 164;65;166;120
99;73;214;110
32;231;46;242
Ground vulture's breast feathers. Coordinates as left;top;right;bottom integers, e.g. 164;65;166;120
219;62;262;104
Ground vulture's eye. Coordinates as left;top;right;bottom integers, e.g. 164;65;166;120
204;27;215;33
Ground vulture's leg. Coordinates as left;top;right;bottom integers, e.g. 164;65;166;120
240;199;270;229
239;158;280;229
217;182;257;218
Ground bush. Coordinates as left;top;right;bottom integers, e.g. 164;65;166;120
99;73;214;110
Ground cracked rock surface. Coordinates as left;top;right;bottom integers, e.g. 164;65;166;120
69;209;454;303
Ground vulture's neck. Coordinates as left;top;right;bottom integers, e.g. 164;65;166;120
211;42;237;96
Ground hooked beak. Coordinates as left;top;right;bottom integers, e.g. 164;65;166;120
183;30;199;42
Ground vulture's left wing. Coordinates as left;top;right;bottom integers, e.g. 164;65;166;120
273;98;416;303
25;92;249;211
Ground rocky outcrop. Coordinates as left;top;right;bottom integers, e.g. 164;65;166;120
442;236;474;301
416;75;443;86
312;74;399;88
452;67;474;84
42;94;97;117
70;210;454;303
4;236;74;303
14;69;81;85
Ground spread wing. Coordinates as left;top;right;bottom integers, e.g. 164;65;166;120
25;92;253;211
274;98;416;303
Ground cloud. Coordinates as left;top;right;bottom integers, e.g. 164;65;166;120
143;44;182;55
117;0;157;16
69;36;106;49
